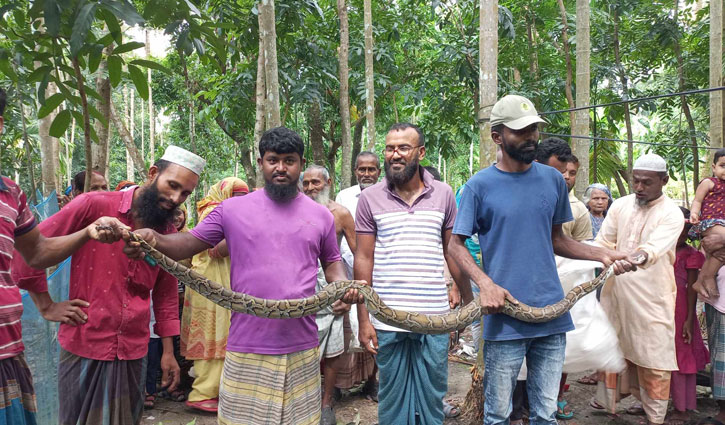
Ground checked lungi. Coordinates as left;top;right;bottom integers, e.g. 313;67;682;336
58;348;146;425
218;348;321;425
0;354;37;425
707;304;725;399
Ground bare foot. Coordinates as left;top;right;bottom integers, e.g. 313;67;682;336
694;275;720;298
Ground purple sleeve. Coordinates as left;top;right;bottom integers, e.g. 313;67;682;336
319;212;341;264
354;192;376;234
442;185;457;230
190;202;225;247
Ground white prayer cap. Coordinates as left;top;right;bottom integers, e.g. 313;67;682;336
159;145;206;175
633;153;667;173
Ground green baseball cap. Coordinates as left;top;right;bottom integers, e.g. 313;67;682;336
490;95;547;130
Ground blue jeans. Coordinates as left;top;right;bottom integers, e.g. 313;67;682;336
483;333;566;425
376;331;448;425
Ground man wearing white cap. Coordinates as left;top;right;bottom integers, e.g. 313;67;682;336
449;94;633;425
592;153;684;425
12;145;205;425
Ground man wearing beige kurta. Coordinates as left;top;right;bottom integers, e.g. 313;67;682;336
593;154;684;425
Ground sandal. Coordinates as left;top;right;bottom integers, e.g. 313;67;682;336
577;373;598;385
556;400;574;420
144;394;155;409
443;400;461;418
185;398;218;413
159;388;186;402
625;403;645;416
589;399;605;410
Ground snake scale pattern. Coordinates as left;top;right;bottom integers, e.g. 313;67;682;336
122;230;614;335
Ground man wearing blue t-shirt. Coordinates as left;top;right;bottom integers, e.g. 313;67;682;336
449;95;637;425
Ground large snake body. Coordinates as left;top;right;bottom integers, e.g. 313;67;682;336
125;231;614;335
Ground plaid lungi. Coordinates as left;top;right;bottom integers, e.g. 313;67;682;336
218;348;321;425
0;354;37;425
58;348;146;425
316;312;344;360
334;313;375;390
707;304;725;399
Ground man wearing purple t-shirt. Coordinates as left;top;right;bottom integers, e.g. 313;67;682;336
123;127;360;425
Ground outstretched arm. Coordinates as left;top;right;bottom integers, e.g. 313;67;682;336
442;229;472;305
122;229;212;261
448;234;515;313
551;224;637;274
15;217;128;269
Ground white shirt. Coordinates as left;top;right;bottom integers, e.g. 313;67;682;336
335;184;362;277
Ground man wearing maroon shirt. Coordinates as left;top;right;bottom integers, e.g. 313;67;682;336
0;87;126;425
12;145;205;425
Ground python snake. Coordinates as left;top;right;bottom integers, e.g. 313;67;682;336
115;228;614;335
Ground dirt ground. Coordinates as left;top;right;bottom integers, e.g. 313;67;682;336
142;331;722;425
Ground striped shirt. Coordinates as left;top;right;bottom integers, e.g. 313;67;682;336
0;177;37;359
355;169;456;332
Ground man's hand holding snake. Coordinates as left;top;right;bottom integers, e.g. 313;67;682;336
86;217;130;244
121;228;157;260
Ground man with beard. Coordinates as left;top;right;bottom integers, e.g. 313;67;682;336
561;154;593;242
12;145;205;425
302;165;356;424
592;154;684;425
448;95;634;425
355;123;472;424
122;127;360;425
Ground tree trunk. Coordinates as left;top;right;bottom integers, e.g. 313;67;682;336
477;0;498;170
141;98;145;161
110;103;147;176
710;0;724;155
72;58;94;194
363;0;376;149
338;0;352;190
16;79;38;203
127;86;135;181
673;0;700;191
254;42;266;181
146;29;156;162
463;0;497;421
612;9;634;191
526;12;539;79
573;0;591;197
350;118;364;186
310;102;325;165
259;0;281;128
614;169;628;196
556;0;576;126
92;54;112;179
38;82;60;196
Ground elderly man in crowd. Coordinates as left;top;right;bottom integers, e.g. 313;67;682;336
334;151;381;401
302;164;357;425
13;145;205;425
593;153;684;425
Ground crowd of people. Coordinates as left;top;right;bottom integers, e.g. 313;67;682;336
2;86;725;425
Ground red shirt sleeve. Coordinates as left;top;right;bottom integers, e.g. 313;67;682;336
12;192;99;293
685;248;706;270
151;269;180;337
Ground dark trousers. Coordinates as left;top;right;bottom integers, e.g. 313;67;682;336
145;338;163;395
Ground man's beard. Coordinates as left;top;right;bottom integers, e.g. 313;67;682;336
502;135;537;164
358;181;375;190
384;157;419;186
265;180;298;202
310;186;331;205
636;197;648;207
133;181;178;231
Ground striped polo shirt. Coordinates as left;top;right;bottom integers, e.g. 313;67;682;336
355;169;457;332
0;177;37;359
